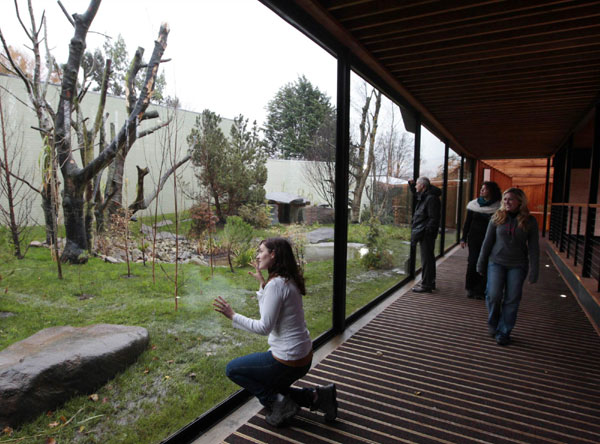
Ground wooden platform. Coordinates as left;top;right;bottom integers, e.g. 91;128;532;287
219;246;600;443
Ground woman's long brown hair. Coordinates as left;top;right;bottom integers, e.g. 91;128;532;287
261;237;306;295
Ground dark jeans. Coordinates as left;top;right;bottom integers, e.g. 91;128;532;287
419;233;437;289
486;262;528;339
226;351;313;407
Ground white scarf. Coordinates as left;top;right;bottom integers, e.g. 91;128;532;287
466;199;500;214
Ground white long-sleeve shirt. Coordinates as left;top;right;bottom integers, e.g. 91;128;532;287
232;276;312;361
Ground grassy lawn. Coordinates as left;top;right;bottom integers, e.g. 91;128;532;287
0;221;410;443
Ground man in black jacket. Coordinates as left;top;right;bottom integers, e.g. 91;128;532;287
409;177;442;293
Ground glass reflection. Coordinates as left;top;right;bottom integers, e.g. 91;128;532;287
345;72;414;318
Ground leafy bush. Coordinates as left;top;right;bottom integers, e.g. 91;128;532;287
234;246;255;268
189;202;218;237
221;216;254;272
238;203;272;228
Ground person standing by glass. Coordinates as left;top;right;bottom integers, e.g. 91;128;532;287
408;176;442;293
477;188;539;345
213;237;337;427
460;181;502;299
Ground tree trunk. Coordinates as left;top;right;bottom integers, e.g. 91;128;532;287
41;186;56;245
61;182;88;263
104;149;125;218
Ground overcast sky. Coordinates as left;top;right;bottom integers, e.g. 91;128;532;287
1;0;338;123
0;0;445;174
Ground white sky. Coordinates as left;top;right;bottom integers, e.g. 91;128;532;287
0;0;445;174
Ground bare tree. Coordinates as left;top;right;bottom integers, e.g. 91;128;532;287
0;90;35;258
101;46;172;222
0;0;61;245
366;106;413;219
349;82;381;223
303;112;337;207
54;0;170;263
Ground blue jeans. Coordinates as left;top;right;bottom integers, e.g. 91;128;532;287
486;262;528;339
226;351;313;407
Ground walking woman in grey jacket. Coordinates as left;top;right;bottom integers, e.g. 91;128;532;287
476;188;539;346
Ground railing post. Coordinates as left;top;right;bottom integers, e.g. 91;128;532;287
566;205;574;258
574;206;582;266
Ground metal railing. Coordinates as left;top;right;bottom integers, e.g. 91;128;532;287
550;203;600;291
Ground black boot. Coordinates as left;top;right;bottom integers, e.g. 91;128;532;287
312;384;337;422
265;393;299;427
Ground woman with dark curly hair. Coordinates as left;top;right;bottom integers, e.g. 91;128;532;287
460;181;502;299
213;237;337;427
477;188;539;346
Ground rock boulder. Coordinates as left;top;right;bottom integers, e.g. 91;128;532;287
0;324;149;428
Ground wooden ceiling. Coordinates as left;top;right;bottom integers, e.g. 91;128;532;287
263;0;600;160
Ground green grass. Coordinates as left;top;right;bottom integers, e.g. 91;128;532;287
0;221;410;444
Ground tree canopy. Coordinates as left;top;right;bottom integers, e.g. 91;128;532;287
263;75;334;159
81;34;167;103
188;111;267;223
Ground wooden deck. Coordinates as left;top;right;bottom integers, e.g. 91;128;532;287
218;245;600;443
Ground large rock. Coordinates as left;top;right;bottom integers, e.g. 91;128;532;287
306;227;335;244
0;324;149;428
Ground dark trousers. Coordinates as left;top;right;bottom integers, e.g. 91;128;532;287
465;260;486;295
419;233;437;288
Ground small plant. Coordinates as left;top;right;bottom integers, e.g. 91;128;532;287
282;225;307;275
110;208;134;277
233;246;255;268
139;240;150;266
221;216;254;273
361;217;394;270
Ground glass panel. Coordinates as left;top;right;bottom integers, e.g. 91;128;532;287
345;71;414;318
1;3;337;442
443;149;462;251
420;127;446;255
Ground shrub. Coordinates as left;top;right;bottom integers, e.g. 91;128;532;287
189;203;218;237
360;217;394;270
238;203;272;229
234;246;255;268
221;216;254;272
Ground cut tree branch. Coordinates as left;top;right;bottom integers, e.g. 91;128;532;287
129;154;190;213
78;22;170;184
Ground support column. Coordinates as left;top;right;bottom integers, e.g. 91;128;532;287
457;156;465;245
332;55;351;333
542;156;551;237
439;142;449;255
559;136;573;252
409;114;422;279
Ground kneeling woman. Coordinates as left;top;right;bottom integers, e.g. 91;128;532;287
213;237;337;427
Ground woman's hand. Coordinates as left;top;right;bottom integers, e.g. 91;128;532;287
213;296;235;320
460;240;466;249
248;261;266;288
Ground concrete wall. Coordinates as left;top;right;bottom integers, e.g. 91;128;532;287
0;74;332;226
